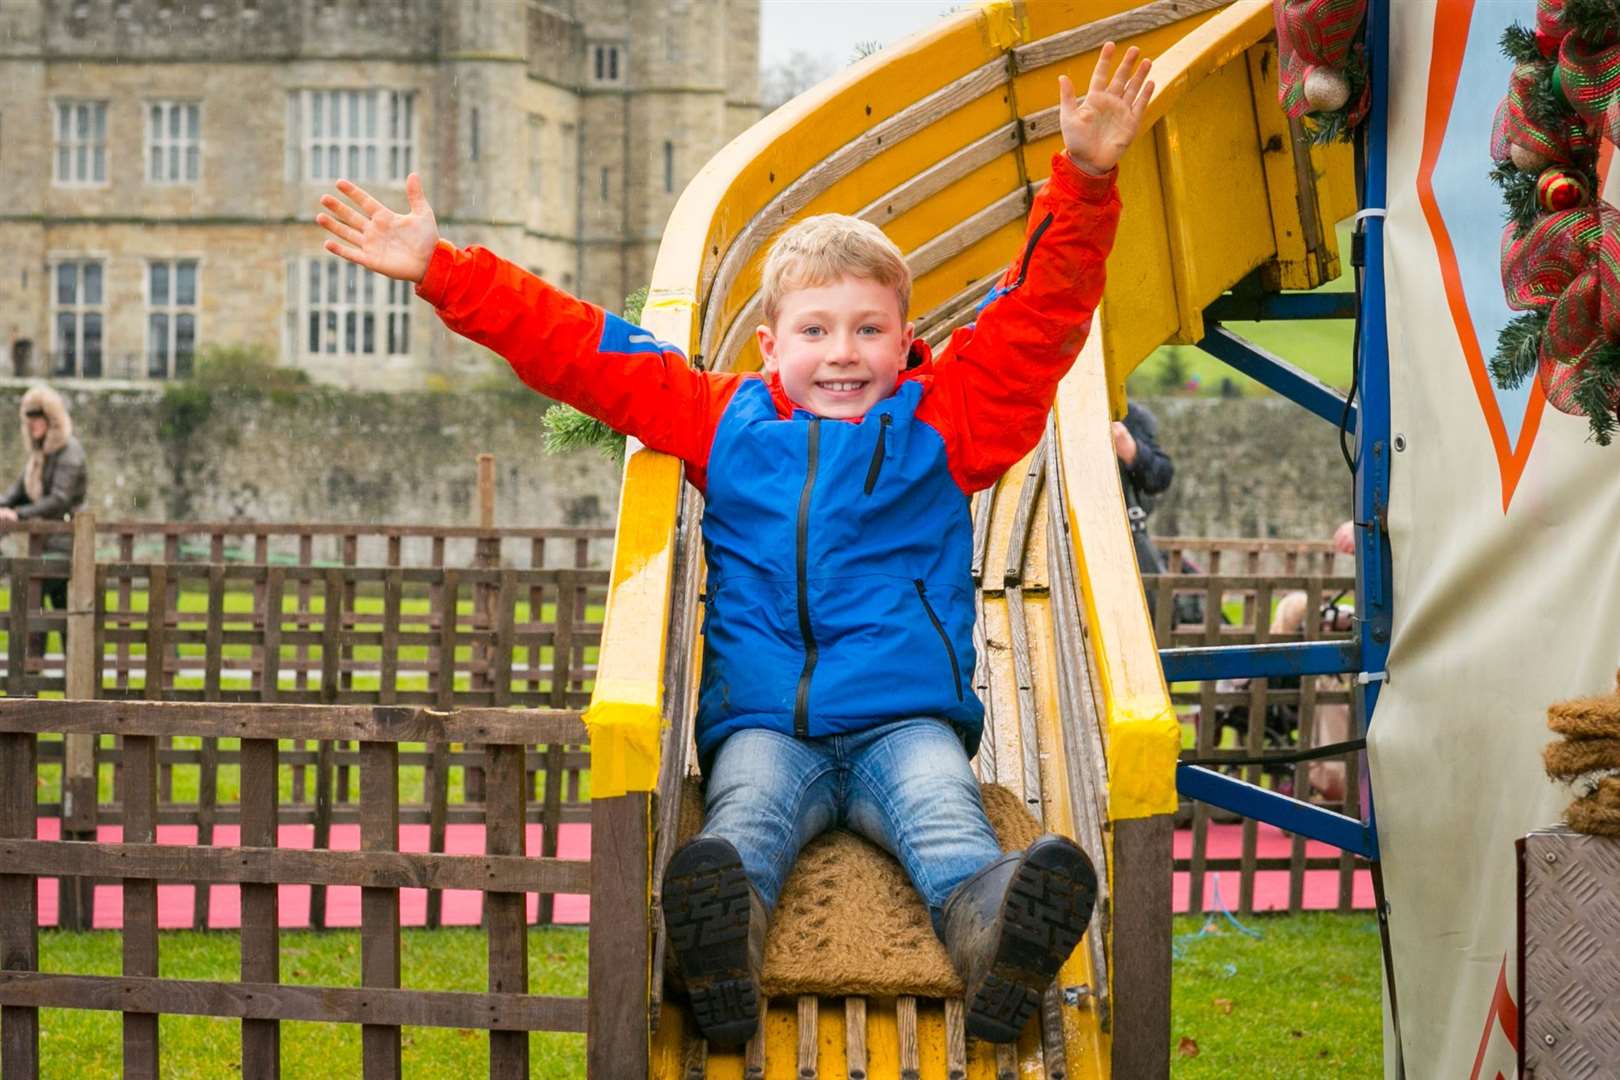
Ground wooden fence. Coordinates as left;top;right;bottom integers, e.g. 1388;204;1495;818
5;519;614;572
4;519;607;932
0;699;634;1079
1147;537;1369;915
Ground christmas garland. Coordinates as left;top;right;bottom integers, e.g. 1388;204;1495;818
1489;0;1620;444
1272;0;1371;143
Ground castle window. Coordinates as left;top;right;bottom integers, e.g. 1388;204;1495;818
51;260;104;378
299;256;411;360
147;102;201;184
54;101;107;186
601;166;610;202
296;89;414;183
469;107;480;161
591;43;623;85
528;114;545;199
147;259;198;379
663;140;675;194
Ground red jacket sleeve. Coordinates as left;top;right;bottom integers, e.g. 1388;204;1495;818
917;153;1122;493
415;241;740;490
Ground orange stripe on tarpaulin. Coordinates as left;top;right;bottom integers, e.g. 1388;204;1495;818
1466;955;1519;1080
1413;0;1547;512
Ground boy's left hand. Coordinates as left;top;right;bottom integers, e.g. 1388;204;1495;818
1060;42;1154;176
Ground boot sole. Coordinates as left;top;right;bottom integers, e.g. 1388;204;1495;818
661;838;760;1047
966;838;1098;1043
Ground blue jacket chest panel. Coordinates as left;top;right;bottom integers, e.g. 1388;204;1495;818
696;379;984;761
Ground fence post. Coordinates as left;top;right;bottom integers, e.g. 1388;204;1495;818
467;454;497;803
60;511;97;931
1;730;39;1076
588;793;651;1077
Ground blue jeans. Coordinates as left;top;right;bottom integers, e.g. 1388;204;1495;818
699;718;1004;937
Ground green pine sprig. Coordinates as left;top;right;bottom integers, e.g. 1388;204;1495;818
1501;23;1542;64
540;287;652;463
1489;158;1542;237
542;403;625;462
1563;0;1620;44
1572;344;1620;445
1527;63;1574;126
1489;311;1548;389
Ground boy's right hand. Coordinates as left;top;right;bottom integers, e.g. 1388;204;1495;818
316;172;439;284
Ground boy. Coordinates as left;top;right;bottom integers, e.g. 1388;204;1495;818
317;42;1152;1046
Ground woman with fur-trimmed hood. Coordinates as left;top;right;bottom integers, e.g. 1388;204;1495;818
0;386;88;575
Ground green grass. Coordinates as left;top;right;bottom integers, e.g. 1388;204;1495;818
1130;222;1358;399
32;927;588;1079
1171;913;1382;1077
26;915;1380;1077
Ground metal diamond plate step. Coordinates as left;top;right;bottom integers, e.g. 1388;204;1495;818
1520;826;1620;1079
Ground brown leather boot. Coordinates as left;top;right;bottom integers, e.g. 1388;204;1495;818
941;834;1098;1043
661;836;768;1047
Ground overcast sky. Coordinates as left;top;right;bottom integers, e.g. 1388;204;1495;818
758;0;959;70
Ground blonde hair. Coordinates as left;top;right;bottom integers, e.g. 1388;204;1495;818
760;214;911;327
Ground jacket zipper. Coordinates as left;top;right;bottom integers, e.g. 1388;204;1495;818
862;414;891;495
1008;212;1054;292
793;419;822;738
914;579;963;701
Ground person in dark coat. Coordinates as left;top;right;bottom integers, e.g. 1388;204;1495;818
1114;400;1174;577
0;385;89;624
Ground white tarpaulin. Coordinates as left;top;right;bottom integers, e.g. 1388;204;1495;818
1374;1;1620;1077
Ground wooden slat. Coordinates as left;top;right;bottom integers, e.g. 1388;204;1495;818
896;995;920;1080
310;736;335;931
8;566;28;697
1011;0;1229;71
0;700;589;745
239;737;280;1077
262;566;285;701
0;732;38;1078
123;734;160;1078
361;742;402;1078
844;997;867;1080
943;998;966;1080
485;743;529;1079
379;569;402;706
743;995;767;1080
588;794;650;1078
0;971;586;1031
796;994;818;1079
144;565;169;699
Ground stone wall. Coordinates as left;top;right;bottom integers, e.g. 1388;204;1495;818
0;385;1347;542
0;381;623;531
1137;395;1354;540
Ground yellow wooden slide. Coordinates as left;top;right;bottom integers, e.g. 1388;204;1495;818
580;2;1355;1075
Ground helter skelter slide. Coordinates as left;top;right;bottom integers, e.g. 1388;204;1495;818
579;1;1356;1075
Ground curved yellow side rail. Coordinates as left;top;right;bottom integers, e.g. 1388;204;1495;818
1054;311;1180;823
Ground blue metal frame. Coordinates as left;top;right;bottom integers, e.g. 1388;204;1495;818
1204;290;1361;322
1161;640;1359;684
1169;0;1392;859
1197;325;1357;428
1177;765;1379;859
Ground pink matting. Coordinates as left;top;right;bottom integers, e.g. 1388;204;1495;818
33;817;591;930
1175;821;1375;913
31;818;1371;929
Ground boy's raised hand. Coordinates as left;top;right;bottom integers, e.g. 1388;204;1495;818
316;172;439;284
1059;42;1154;176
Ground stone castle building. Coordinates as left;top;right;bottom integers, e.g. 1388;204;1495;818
0;0;761;389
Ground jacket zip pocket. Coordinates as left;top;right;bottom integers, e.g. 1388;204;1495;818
914;579;963;701
863;414;891;495
793;419;822;738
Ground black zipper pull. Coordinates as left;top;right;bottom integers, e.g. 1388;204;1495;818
863;414;891;495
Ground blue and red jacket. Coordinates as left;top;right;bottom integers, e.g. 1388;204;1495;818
417;153;1120;763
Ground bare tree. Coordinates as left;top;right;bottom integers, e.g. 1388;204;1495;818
760;49;842;110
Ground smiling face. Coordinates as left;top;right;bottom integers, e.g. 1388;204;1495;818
757;275;913;419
